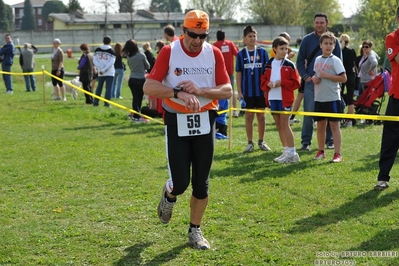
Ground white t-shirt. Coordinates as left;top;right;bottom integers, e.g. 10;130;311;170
313;54;345;102
268;58;283;100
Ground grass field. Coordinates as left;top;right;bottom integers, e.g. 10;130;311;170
1;55;399;265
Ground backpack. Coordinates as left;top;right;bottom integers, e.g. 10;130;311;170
381;68;392;93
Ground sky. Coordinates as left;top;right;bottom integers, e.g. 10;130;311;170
4;0;360;18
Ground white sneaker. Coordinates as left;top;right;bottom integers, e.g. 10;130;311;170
62;97;67;101
233;110;239;118
188;227;210;250
374;180;389;191
273;152;287;163
157;185;176;224
258;141;271;151
280;153;300;164
244;143;254;153
6;90;13;94
344;120;352;127
289;118;300;125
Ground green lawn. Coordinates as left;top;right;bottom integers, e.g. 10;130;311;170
0;55;399;265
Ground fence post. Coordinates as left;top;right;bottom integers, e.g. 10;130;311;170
42;65;45;104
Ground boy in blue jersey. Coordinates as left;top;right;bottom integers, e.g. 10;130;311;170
236;25;271;152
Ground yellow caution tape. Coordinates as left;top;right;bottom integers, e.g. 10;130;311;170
2;69;395;123
43;70;164;125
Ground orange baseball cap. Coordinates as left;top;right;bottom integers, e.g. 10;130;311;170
183;10;209;30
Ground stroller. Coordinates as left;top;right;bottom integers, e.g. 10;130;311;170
353;70;390;125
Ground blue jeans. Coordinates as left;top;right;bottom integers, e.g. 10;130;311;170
111;68;124;98
23;69;37;91
302;80;333;145
93;76;114;107
2;63;12;91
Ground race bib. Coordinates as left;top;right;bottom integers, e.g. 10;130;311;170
176;111;210;137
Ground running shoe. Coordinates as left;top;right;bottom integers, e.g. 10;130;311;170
258;141;271;151
273;152;287;163
314;150;326;160
330;153;342;163
326;143;334;149
374;181;389;191
157;185;175;224
289;118;301;125
188;227;210;250
244;143;254;153
280;153;300;164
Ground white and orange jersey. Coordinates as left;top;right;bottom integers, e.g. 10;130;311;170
163;41;217;113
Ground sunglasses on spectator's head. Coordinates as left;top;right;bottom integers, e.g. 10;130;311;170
362;46;370;48
185;29;208;39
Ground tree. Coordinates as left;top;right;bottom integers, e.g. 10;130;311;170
66;0;84;12
246;0;342;27
188;0;241;20
119;0;135;12
246;0;303;25
300;0;342;29
355;0;398;63
0;0;11;31
42;0;66;22
21;0;36;30
149;0;182;13
5;3;12;31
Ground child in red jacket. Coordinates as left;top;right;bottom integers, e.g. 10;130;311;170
261;36;301;163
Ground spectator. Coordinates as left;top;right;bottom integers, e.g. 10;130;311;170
296;12;342;151
261;36;301;163
20;43;37;92
142;42;155;73
111;43;125;99
93;36;115;108
357;40;379;98
143;10;232;249
269;32;296;60
163;25;179;43
155;41;165;55
122;39;150;122
51;38;65;101
289;36;304;124
77;43;95;104
339;34;357;127
213;29;239;117
311;32;347;163
215;98;229;139
0;34;15;94
236;25;271;152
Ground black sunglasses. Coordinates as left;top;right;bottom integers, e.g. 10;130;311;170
185;29;208;39
362;46;370;48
